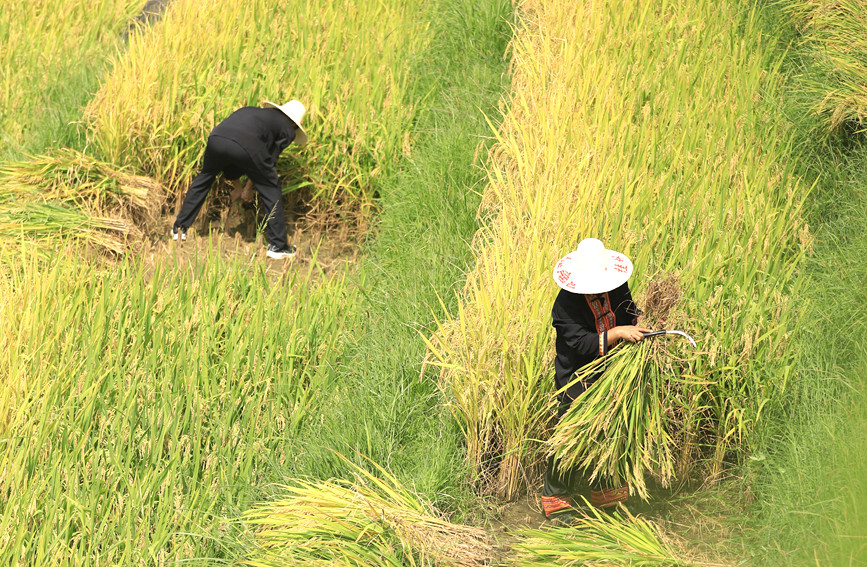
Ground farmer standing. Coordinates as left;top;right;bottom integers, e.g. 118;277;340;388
171;100;308;259
541;237;651;520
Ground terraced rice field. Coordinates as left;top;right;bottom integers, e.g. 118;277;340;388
1;0;864;565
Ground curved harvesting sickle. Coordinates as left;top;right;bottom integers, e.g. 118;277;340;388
641;330;697;348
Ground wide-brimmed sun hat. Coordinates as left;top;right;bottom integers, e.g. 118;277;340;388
553;238;633;294
263;99;308;146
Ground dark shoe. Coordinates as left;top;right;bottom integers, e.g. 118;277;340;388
171;226;187;241
266;244;297;259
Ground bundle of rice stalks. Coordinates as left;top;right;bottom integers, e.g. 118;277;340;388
548;342;675;500
783;0;867;133
239;456;493;567
0;148;163;214
0;149;163;251
507;507;707;567
0;203;134;253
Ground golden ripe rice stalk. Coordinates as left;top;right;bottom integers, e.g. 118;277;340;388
508;506;701;567
782;0;867;131
240;454;493;567
548;341;674;500
0;148;163;217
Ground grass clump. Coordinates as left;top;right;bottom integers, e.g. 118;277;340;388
428;0;812;500
239;455;493;567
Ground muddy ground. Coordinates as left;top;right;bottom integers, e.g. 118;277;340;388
144;179;360;281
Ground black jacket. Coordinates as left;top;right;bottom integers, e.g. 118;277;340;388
551;282;640;405
210;106;296;172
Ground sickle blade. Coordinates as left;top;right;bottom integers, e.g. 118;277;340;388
666;330;697;348
641;330;697;348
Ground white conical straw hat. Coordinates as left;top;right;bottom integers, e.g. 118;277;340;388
263;99;308;146
552;238;633;294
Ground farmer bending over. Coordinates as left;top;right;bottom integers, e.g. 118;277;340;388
542;237;651;520
171;100;308;259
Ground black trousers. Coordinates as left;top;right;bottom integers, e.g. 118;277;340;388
174;135;288;249
542;375;605;497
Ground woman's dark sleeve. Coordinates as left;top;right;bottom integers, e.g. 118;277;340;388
554;321;605;358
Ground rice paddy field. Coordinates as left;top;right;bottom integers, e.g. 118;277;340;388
0;0;142;160
1;0;865;566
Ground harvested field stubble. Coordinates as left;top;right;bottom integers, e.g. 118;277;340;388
428;0;812;500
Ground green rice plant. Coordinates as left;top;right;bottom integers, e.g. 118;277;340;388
429;0;812;499
0;244;354;565
781;0;867;133
0;149;163;251
0;0;140;159
84;0;429;226
238;454;493;567
507;506;702;567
